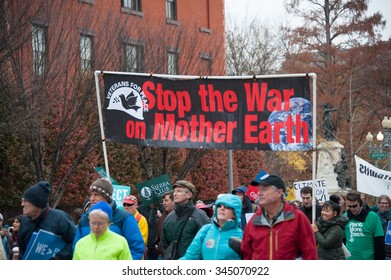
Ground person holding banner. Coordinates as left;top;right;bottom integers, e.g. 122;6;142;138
73;201;132;260
311;196;348;259
375;194;391;259
344;191;385;260
241;174;317;260
73;178;145;260
18;181;76;260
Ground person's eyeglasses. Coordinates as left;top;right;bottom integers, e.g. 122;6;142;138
379;202;389;205
90;222;105;227
347;204;358;208
123;203;134;207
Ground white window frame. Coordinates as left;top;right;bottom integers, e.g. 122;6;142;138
167;51;178;75
124;44;143;72
80;35;93;72
32;25;47;76
166;0;177;21
122;0;142;11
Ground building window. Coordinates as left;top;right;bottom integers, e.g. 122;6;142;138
167;51;178;75
79;0;95;4
166;0;177;21
80;35;93;71
200;52;212;75
32;25;47;77
122;0;142;11
124;44;143;72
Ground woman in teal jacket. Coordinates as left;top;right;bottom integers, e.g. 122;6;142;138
180;194;243;260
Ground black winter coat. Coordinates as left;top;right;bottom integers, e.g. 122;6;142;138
162;200;210;259
314;214;348;260
18;207;76;260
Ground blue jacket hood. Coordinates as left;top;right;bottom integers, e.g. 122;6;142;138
213;194;242;226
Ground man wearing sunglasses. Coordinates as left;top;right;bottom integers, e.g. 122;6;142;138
123;195;148;249
344;191;385;259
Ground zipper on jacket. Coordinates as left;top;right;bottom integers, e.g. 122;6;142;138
269;228;273;260
94;238;100;257
214;228;222;259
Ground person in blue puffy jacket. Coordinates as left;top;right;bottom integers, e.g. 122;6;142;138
73;178;145;260
180;194;243;260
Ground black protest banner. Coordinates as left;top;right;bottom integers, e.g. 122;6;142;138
103;74;312;151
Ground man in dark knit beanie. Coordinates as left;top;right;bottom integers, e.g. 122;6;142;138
18;181;76;260
22;181;51;208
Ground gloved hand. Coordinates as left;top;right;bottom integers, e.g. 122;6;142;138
228;236;242;258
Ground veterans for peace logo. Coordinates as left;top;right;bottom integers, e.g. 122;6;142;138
106;81;148;120
140;186;153;201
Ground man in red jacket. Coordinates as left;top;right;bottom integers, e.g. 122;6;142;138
241;174;317;260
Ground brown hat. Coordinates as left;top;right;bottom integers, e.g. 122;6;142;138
89;178;114;202
173;180;196;196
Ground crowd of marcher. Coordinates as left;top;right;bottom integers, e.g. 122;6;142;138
0;175;390;260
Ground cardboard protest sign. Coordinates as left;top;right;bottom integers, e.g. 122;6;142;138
386;221;391;245
293;178;329;203
94;165;119;185
136;174;172;205
112;184;131;209
23;230;67;260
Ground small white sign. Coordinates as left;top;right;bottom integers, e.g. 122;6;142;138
293;178;329;203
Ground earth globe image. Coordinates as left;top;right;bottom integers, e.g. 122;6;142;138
268;97;312;151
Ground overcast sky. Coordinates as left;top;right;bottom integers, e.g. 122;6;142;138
225;0;391;40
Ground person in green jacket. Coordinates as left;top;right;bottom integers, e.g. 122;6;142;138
73;201;132;260
311;195;348;260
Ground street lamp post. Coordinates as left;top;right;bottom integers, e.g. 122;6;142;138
382;116;391;171
366;131;384;168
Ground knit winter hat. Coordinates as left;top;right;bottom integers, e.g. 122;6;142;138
22;181;51;208
89;178;114;202
89;201;113;221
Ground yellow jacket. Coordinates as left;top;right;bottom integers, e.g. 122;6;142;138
73;229;132;260
134;210;149;246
